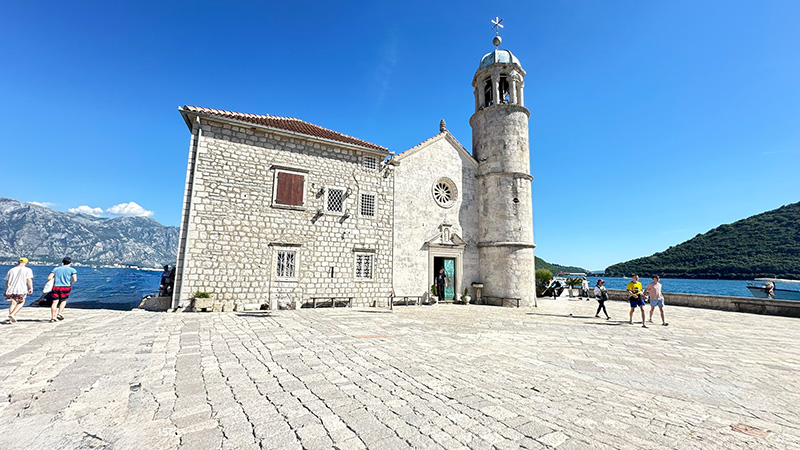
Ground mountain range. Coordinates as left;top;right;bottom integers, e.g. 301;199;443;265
0;197;179;268
606;201;800;279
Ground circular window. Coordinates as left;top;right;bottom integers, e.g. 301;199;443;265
432;177;458;208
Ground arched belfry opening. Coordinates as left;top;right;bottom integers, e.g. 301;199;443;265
472;44;526;112
483;77;492;107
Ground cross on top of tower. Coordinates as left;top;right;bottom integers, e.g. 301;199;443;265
491;17;504;47
491;17;504;35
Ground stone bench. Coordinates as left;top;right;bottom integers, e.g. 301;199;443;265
482;296;521;308
306;297;353;308
389;296;424;307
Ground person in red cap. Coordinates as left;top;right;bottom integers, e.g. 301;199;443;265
5;257;33;323
593;279;610;319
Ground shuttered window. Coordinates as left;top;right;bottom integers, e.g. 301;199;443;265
274;171;305;206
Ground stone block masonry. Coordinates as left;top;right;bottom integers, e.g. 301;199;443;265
174;117;393;310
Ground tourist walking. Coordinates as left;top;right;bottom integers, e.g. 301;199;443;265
580;277;590;300
4;257;33;323
593;279;610;319
47;257;77;323
548;279;562;299
627;274;647;327
435;267;446;303
645;275;668;326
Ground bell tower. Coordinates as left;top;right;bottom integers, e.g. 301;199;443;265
470;19;536;307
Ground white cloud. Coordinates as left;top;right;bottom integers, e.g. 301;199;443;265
106;202;153;217
28;201;56;208
69;205;104;216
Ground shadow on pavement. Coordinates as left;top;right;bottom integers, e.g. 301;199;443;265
235;312;274;318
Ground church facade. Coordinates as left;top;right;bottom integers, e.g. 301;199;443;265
172;42;536;311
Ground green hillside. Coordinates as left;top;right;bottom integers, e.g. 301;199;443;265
606;201;800;279
536;256;587;275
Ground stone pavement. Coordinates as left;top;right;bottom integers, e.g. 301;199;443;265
1;299;798;449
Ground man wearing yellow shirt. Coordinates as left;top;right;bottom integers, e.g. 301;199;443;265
627;274;647;328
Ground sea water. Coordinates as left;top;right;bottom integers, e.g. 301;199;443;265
1;264;161;310
587;277;753;297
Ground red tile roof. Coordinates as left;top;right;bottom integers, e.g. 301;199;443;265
181;106;388;153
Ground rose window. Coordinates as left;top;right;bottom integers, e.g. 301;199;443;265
432;178;457;208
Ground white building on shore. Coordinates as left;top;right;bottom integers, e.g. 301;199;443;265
173;37;536;311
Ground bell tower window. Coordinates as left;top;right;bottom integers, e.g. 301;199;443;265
499;75;510;104
483;77;493;107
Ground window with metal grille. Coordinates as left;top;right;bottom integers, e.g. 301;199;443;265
363;156;378;170
355;254;373;279
326;188;345;213
276;250;296;279
360;193;376;217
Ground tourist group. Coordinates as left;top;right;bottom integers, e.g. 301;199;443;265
4;257;76;324
550;275;669;327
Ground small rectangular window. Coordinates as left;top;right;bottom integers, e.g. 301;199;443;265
363;156;378;170
355;254;373;279
274;170;305;206
276;250;296;279
326;188;345;213
360;193;376;217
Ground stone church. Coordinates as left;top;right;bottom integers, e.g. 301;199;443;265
172;38;536;311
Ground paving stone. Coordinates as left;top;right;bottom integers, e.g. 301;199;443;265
0;305;796;449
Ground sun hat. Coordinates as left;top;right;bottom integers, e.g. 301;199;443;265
19;257;28;263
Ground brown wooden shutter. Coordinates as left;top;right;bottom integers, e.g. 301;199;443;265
275;172;289;204
276;172;304;206
288;173;304;206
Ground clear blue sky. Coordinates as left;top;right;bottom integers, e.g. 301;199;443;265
1;1;799;271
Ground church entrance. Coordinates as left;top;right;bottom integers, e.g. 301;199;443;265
433;256;456;301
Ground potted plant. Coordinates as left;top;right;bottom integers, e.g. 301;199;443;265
462;287;471;305
192;291;213;311
565;278;581;298
430;284;438;304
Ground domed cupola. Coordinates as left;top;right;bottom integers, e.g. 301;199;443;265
472;26;526;112
478;49;521;70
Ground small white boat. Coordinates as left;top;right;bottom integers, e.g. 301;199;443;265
746;278;800;301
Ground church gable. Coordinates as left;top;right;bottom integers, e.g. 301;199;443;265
390;130;477;169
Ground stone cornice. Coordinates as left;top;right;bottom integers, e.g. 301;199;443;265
476;172;533;182
469;104;530;126
477;242;536;249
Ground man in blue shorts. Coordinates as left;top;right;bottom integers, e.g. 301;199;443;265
47;257;77;323
627;274;647;328
645;275;668;326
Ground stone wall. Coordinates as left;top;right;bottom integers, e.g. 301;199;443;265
174;117;393;310
471;104;536;307
606;289;800;318
391;133;480;300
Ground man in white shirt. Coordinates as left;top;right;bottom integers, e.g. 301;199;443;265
580;277;590;300
5;257;33;324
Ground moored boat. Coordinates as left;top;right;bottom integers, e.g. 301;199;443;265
746;278;800;301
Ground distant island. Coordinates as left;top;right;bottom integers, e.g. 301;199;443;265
535;256;588;275
606;201;800;280
0;197;178;268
